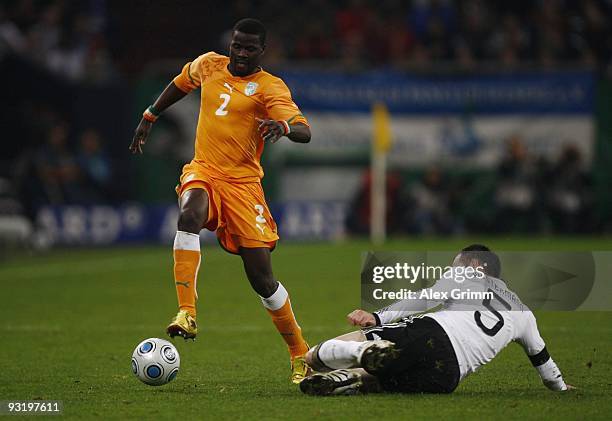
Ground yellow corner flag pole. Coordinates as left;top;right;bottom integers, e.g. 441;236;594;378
371;102;392;245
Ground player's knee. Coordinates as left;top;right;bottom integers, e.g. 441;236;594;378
304;347;316;366
177;207;205;233
248;272;277;297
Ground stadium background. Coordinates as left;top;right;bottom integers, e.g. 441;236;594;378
1;1;611;419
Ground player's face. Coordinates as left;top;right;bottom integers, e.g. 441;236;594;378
229;31;264;76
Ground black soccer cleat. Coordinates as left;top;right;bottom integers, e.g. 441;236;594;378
300;369;363;396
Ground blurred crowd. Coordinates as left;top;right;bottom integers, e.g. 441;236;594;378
0;0;610;244
3;0;610;74
346;139;595;235
26;121;113;207
0;0;116;82
0;1;132;224
2;111;115;215
238;0;612;71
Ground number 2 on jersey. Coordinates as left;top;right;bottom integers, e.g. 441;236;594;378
474;289;511;337
215;93;231;116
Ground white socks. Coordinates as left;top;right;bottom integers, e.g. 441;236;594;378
173;231;201;300
260;282;288;311
316;340;368;370
174;230;200;251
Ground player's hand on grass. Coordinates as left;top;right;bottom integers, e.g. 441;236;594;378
130;118;153;154
566;384;577;391
347;309;377;327
256;118;286;143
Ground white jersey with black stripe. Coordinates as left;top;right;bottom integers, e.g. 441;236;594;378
374;271;564;389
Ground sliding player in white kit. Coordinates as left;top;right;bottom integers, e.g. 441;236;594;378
300;245;573;395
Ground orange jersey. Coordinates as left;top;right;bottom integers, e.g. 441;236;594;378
173;52;308;182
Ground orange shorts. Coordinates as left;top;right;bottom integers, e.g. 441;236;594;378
175;161;278;254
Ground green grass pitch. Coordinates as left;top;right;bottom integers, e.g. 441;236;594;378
1;238;611;420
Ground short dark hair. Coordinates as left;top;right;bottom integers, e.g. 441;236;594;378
459;244;501;278
233;18;266;46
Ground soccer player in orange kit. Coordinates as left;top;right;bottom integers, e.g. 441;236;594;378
129;18;311;383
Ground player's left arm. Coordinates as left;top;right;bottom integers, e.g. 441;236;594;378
259;78;311;144
518;312;572;391
256;118;311;144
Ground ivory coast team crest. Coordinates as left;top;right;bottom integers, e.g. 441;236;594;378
245;82;259;96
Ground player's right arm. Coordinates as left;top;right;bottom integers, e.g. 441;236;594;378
347;275;455;326
130;53;208;154
129;83;187;154
517;311;570;391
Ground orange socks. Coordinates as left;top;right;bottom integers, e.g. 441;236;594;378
173;231;201;318
261;282;309;358
173;231;306;357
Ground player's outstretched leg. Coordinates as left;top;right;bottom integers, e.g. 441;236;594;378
300;339;397;395
306;339;399;374
167;189;208;340
240;247;310;383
